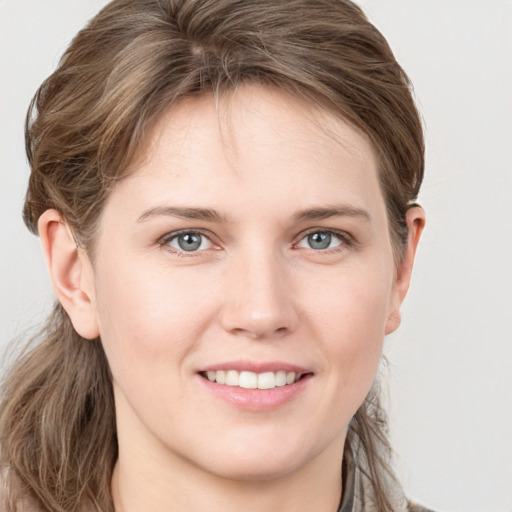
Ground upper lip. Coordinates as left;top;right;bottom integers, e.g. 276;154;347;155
199;360;312;374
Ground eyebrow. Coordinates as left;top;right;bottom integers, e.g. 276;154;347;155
293;206;371;222
136;204;370;224
137;206;227;223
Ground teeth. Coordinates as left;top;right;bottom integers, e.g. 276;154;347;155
286;372;296;385
225;370;239;386
204;370;303;389
275;370;287;387
258;372;275;389
239;371;258;389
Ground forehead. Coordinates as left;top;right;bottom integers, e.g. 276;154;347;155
110;85;383;221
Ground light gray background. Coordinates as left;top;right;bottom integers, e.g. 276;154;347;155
1;1;511;511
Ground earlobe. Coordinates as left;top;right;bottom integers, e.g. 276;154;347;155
385;206;426;335
38;209;99;340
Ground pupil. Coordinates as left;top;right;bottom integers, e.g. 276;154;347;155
309;232;331;250
178;233;201;251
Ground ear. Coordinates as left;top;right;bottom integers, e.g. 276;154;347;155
385;206;426;335
38;209;99;339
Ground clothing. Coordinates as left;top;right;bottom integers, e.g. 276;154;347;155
337;446;435;512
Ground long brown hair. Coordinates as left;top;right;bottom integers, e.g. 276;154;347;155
0;1;424;510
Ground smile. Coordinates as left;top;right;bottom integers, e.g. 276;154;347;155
203;370;302;389
197;364;313;411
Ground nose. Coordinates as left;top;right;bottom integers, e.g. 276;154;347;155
220;247;299;340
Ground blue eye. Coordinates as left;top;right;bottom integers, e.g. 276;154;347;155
165;231;212;252
297;231;344;250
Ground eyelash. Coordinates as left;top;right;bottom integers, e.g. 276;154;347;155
293;228;354;254
158;230;214;256
158;228;354;256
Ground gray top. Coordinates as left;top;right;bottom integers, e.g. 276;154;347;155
338;448;435;512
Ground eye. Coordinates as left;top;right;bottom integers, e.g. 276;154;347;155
296;230;345;251
162;231;213;252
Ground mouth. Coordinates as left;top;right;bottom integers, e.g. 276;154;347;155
197;361;314;410
199;369;311;390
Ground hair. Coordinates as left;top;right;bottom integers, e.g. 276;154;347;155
0;1;424;511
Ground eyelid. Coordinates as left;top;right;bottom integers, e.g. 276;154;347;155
293;228;355;251
158;229;218;254
157;227;355;256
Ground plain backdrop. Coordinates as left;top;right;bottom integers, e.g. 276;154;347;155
1;1;511;511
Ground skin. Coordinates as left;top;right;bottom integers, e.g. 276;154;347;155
39;85;424;512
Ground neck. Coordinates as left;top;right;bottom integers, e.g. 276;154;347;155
112;430;345;512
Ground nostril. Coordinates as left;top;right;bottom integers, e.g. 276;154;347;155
228;325;289;340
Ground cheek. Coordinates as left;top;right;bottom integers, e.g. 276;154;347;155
307;264;392;394
92;260;217;386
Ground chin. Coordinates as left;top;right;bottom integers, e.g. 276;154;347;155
190;433;324;483
206;453;306;482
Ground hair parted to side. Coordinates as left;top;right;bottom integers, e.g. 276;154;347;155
0;1;424;511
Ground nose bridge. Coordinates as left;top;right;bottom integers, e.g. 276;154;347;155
221;242;298;339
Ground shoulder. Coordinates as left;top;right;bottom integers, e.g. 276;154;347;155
408;501;437;512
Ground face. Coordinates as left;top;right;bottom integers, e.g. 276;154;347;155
82;86;404;481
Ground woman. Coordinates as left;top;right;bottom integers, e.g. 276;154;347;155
0;1;431;511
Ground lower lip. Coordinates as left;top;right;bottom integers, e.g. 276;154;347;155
198;374;313;411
